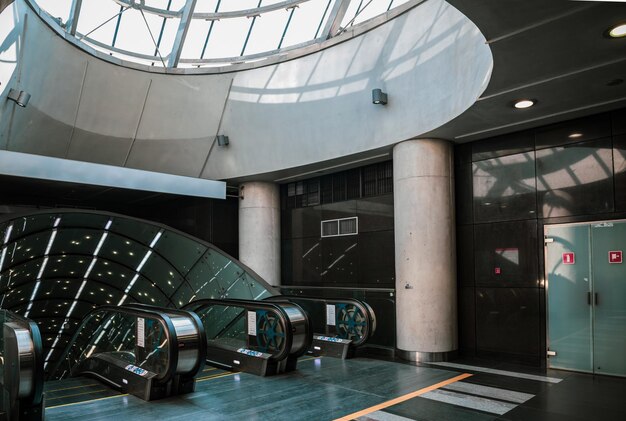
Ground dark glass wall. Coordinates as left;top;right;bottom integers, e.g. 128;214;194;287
280;161;396;349
456;107;626;366
281;161;395;289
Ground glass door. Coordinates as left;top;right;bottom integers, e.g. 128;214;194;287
591;222;626;377
546;224;593;373
546;220;626;377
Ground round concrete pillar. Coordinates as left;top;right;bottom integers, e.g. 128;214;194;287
393;139;457;362
238;182;281;287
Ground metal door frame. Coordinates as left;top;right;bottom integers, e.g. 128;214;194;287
544;218;626;374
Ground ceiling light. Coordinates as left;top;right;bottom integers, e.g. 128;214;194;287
607;23;626;38
568;132;583;139
513;99;536;109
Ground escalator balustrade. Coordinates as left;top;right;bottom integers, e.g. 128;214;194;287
46;306;205;401
266;296;376;358
184;299;311;376
0;310;44;421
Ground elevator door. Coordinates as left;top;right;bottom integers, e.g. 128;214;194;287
546;221;626;377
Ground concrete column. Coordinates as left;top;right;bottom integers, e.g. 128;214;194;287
393;139;457;362
238;181;281;287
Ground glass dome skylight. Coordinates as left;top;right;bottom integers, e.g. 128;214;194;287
31;0;410;69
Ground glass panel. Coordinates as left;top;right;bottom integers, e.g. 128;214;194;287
320;235;359;285
280;0;330;46
181;18;212;59
349;0;391;25
458;286;476;351
614;134;626;212
221;274;254;300
200;17;251;59
536;138;614;218
58;213;111;230
474;220;539;287
244;9;291;54
455;163;473;225
473;152;537;223
291;206;322;239
154;231;207;277
456;225;474;287
546;224;592;372
52;310;170;381
48;228;102;255
357;231;394;287
290;237;322;285
472;131;534;162
591;221;626;377
535;114;611;150
126;276;171;307
476;287;540;359
138;253;184;295
98;232;147;269
109;218;160;246
34;0;72;22
356;195;393;232
74;0;121;42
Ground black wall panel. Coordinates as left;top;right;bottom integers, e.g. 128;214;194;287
473;152;537;223
457;107;626;366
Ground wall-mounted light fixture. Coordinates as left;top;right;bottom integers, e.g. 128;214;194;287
7;88;31;108
216;135;229;146
372;88;388;105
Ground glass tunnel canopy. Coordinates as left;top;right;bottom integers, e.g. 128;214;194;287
30;0;411;69
0;210;275;373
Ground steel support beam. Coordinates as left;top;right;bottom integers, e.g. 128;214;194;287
167;0;197;68
66;0;83;36
320;0;352;39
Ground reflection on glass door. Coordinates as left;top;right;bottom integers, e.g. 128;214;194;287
546;220;626;377
591;222;626;377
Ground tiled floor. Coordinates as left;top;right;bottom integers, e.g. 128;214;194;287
43;356;626;420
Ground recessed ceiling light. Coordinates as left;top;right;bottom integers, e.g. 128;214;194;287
607;23;626;38
513;99;536;109
568;132;583;139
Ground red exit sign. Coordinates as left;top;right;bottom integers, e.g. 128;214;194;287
609;251;622;264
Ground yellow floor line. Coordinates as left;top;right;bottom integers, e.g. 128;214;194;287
46;383;99;393
196;372;237;382
334;372;473;421
47;393;129;409
46;389;109;401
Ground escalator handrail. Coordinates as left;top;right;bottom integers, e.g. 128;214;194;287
183;298;294;362
1;311;44;406
122;303;207;378
265;295;376;347
49;305;179;383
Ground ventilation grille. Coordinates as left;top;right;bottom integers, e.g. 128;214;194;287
321;217;358;237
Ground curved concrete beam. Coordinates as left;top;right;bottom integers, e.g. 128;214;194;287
0;0;492;181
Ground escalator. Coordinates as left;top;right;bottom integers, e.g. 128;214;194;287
183;299;311;376
0;310;44;421
46;305;205;401
266;296;376;358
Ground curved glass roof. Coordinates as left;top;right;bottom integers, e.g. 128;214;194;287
0;210;275;372
31;0;411;69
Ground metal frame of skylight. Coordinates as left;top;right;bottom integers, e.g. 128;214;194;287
24;0;425;73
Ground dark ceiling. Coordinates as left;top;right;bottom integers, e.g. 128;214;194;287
428;0;626;142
